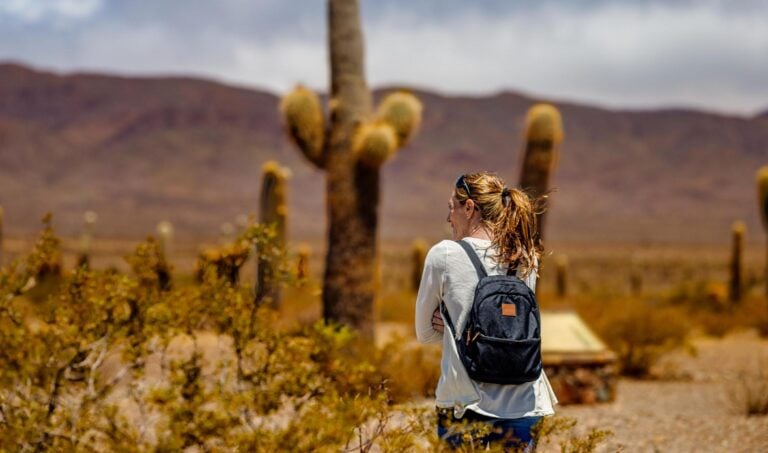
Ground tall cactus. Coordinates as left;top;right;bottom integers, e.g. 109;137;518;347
519;103;563;240
279;0;422;338
729;221;745;303
256;161;288;308
758;166;768;297
0;205;4;267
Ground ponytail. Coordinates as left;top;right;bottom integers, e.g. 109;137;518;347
489;188;543;278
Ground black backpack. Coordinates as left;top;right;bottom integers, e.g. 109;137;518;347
440;240;542;385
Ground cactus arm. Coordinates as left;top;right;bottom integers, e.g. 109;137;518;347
376;91;423;149
280;87;327;169
352;122;396;168
350;91;422;168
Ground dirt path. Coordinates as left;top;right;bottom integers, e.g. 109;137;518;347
552;332;768;452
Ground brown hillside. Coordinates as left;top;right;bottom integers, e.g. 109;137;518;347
0;63;765;245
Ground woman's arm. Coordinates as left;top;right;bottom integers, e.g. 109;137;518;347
415;243;446;344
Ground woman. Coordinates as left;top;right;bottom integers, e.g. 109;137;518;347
415;172;557;450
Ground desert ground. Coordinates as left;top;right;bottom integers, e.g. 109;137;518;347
551;332;768;452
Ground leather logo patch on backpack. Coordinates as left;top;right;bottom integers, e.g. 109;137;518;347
501;303;517;317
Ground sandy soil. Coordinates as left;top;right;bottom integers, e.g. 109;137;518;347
550;332;768;452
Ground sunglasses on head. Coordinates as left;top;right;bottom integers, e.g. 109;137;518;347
455;174;472;200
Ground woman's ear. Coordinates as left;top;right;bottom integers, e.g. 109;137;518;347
465;199;475;217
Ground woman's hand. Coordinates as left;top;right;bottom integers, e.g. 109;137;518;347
431;307;444;333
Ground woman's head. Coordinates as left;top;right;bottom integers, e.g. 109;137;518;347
448;172;543;276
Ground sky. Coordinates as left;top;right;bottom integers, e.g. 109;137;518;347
1;0;767;115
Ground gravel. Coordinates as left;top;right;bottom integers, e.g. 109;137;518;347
548;332;768;452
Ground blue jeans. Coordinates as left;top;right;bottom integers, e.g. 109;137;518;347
437;408;541;451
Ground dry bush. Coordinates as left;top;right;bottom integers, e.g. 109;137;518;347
1;220;614;451
728;362;768;417
589;298;691;377
729;297;768;338
411;414;612;453
0;220;414;450
375;335;441;402
533;416;612;453
666;277;768;338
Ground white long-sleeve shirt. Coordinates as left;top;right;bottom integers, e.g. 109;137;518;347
415;237;558;418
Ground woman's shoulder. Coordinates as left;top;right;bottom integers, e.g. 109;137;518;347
430;239;459;250
427;240;453;258
424;240;462;268
428;239;472;257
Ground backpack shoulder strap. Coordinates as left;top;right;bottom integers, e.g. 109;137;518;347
439;302;457;337
455;240;488;280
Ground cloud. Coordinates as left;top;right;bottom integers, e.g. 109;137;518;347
363;1;768;113
0;0;766;114
0;0;103;22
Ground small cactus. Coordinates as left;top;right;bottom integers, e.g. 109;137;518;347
411;239;427;292
758;166;768;297
220;222;235;244
729;221;745;303
297;243;311;281
519;103;563;241
156;221;174;256
25;215;63;299
77;211;98;268
257;161;288;308
555;255;568;299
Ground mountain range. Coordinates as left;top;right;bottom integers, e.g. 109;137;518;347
0;62;766;245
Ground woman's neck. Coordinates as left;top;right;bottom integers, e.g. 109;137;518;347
466;224;492;241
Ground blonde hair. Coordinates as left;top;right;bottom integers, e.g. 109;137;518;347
454;172;544;277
